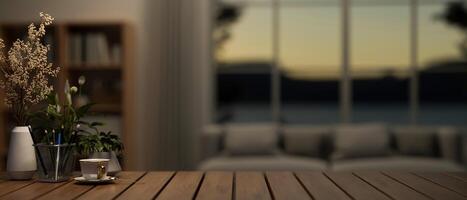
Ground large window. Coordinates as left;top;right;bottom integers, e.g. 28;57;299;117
215;4;273;122
418;2;467;125
351;1;410;123
214;0;467;125
280;2;340;124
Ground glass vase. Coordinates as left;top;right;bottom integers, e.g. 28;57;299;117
33;143;76;182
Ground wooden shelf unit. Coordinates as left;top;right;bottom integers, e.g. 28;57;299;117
0;22;134;170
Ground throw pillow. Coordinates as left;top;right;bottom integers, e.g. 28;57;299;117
224;124;278;155
332;123;391;160
282;126;331;158
393;126;438;157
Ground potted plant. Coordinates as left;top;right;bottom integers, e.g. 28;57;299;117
77;122;123;176
0;12;60;180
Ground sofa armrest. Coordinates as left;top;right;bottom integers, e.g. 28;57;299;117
201;125;224;161
438;127;462;163
462;135;467;168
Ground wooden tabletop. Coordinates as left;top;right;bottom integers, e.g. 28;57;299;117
0;171;465;200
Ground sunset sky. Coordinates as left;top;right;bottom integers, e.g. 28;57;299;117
217;3;465;79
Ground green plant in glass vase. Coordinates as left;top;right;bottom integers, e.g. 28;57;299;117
29;76;96;182
31;76;124;178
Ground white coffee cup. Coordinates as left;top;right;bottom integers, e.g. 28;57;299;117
79;158;110;180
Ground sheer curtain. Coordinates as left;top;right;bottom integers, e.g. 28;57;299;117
140;0;212;170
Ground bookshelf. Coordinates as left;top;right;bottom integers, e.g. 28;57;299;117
0;22;134;170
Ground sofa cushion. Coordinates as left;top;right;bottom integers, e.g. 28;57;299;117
332;123;391;160
198;155;327;170
393;127;438;157
224;124;278;155
331;156;464;171
282;126;330;158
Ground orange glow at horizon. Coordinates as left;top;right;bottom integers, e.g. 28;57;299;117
217;3;465;79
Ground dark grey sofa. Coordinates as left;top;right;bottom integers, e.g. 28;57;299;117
198;123;466;171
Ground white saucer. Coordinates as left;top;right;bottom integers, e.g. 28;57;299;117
74;176;117;184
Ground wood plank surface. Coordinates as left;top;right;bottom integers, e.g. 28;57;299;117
446;172;467;182
0;180;34;197
354;171;430;200
116;171;174;200
325;172;391;200
76;171;145;200
295;172;351;200
156;171;204;200
384;172;466;200
0;181;68;200
36;181;94;200
414;172;467;197
265;171;311;200
196;171;233;200
235;172;271;200
0;171;464;200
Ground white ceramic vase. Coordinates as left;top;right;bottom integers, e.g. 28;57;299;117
89;151;121;176
7;126;37;180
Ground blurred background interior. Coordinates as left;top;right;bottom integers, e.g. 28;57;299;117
0;0;466;171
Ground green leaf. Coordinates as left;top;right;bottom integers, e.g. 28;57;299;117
90;122;104;127
76;103;95;118
47;93;57;105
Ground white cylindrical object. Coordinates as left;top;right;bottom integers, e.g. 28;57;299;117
7;126;37;180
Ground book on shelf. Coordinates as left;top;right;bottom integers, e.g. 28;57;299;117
68;33;119;68
111;44;122;65
96;34;110;65
69;34;82;66
85;33;98;65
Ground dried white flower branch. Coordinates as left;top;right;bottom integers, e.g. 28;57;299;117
0;12;60;125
